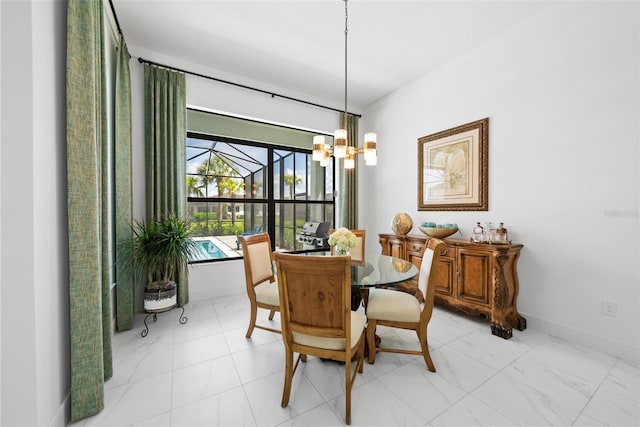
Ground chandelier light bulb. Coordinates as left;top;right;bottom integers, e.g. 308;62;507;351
312;135;326;161
365;153;377;166
333;129;347;158
320;148;331;167
344;146;356;169
363;132;377;164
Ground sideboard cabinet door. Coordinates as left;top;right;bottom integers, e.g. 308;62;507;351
457;248;491;307
435;248;455;298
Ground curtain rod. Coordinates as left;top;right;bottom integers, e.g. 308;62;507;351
108;0;123;37
136;57;362;118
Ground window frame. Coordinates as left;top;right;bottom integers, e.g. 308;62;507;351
187;131;335;264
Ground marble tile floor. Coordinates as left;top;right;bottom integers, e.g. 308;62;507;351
71;294;639;426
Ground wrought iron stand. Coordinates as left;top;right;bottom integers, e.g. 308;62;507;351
141;305;188;337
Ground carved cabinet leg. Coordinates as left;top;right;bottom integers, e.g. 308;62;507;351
491;249;526;339
491;251;514;339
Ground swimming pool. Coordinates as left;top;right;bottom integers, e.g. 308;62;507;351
192;238;229;261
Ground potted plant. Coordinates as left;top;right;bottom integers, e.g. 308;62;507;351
120;215;198;312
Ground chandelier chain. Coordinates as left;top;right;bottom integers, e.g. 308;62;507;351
343;0;348;130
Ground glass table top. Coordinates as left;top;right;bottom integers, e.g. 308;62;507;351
294;251;418;288
351;254;418;288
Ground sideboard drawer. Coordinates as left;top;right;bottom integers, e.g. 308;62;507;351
407;242;424;253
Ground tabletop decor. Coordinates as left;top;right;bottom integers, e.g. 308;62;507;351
391;212;413;235
419;221;459;238
328;227;357;255
418;117;489;211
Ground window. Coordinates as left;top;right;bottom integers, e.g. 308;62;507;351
186;133;334;262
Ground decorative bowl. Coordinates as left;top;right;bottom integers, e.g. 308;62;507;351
419;226;459;239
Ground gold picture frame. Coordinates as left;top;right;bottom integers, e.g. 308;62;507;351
418;118;489;211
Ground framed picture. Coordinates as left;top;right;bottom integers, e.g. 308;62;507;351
418;118;489;211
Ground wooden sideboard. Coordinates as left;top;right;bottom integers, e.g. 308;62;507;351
379;233;526;339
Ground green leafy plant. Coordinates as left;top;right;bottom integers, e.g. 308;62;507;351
120;215;198;290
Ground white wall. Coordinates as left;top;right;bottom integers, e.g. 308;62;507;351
360;2;639;362
1;0;69;425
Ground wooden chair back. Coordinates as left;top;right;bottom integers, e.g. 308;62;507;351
239;233;274;288
276;253;350;345
238;233;280;336
274;252;365;424
418;238;447;325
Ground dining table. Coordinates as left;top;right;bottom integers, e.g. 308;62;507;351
349;253;419;289
299;250;418;288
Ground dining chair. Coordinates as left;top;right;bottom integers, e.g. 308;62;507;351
238;233;280;337
274;252;366;425
365;238;446;371
330;229;366;265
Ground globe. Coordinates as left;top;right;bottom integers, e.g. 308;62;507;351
391;213;413;235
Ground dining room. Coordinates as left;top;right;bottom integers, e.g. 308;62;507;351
2;0;638;426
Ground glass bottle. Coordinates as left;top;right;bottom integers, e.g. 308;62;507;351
497;222;508;242
472;222;484;242
486;221;497;242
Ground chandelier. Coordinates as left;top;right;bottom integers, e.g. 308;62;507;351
312;0;377;169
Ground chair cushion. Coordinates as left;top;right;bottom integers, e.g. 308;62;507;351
293;311;366;351
366;288;421;323
255;280;279;306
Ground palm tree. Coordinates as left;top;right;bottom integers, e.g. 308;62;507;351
187;176;203;197
196;156;236;225
186;176;203;221
221;177;245;225
283;173;302;200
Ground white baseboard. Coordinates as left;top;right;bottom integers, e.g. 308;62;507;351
49;392;69;427
523;312;639;364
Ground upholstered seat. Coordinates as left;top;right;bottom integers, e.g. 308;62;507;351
292;311;366;351
253;280;279;307
367;289;421;323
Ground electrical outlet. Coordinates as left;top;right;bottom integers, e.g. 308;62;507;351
601;301;617;317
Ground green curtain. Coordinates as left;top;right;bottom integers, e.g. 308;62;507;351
115;37;134;331
66;0;111;421
144;64;189;306
338;112;359;229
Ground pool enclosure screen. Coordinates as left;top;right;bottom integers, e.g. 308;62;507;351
186;133;334;261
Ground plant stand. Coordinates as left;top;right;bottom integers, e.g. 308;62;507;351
141;305;188;337
141;283;188;337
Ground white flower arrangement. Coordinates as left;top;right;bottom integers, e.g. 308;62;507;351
328;227;357;253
